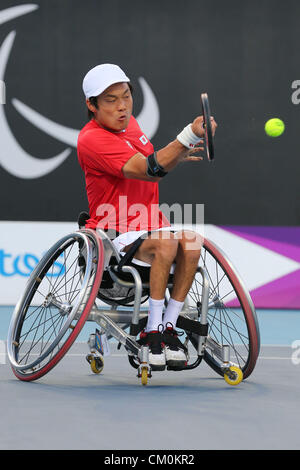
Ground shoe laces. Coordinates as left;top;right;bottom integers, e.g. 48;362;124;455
140;324;165;355
141;323;164;336
164;322;184;337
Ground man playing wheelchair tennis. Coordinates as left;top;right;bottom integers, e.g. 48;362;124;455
77;64;217;371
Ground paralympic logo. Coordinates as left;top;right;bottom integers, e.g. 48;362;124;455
0;249;64;278
0;4;160;179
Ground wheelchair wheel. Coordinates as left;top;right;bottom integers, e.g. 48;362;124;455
186;238;260;380
7;230;104;381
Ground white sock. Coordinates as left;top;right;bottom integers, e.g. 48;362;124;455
145;298;165;332
163;298;184;330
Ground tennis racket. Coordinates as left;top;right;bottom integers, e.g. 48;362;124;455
201;93;214;161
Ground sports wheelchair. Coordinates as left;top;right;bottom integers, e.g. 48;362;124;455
7;213;260;386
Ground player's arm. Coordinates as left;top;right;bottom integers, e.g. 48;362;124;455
122;116;217;181
122;140;199;181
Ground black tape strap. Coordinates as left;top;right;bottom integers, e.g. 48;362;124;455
146;152;168;178
176;316;209;337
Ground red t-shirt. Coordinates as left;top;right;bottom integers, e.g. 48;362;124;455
77;116;170;233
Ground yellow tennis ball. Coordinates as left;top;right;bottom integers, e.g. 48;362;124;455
265;118;285;137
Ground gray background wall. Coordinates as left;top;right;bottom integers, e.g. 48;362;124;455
0;0;299;225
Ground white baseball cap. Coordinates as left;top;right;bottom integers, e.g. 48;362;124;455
82;63;130;98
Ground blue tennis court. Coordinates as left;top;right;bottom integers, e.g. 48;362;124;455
1;304;300;450
1;0;300;452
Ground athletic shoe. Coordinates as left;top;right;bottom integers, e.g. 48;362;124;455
163;323;188;368
138;329;166;371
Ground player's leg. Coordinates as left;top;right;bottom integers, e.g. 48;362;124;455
170;230;203;302
131;231;178;370
138;232;178;299
162;230;202;367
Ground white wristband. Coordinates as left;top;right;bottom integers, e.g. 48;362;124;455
176;123;201;149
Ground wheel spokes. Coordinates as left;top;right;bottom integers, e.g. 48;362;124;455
13;238;87;370
186;247;251;370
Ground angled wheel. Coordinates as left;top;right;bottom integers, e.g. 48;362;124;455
223;366;243;386
86;354;104;374
141;366;148;386
185;238;260;380
7;230;104;381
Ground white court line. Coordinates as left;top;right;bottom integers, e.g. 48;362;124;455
258;357;292;360
1;341;294;364
2;352;292;360
63;353;293;360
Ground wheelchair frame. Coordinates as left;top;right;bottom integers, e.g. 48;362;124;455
7;226;260;386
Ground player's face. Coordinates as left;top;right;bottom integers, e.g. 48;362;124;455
92;82;133;132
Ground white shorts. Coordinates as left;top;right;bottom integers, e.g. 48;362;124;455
112;226;177;268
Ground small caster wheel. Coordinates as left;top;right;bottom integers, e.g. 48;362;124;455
224;366;243;386
141;366;148;386
86;354;104;374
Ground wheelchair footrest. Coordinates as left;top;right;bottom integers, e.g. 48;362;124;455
167;355;203;371
167;364;186;371
176;316;209;337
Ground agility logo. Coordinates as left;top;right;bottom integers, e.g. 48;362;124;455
0;4;160;179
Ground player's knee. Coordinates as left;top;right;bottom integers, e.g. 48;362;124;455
154;236;179;262
177;230;203;259
184;247;201;265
